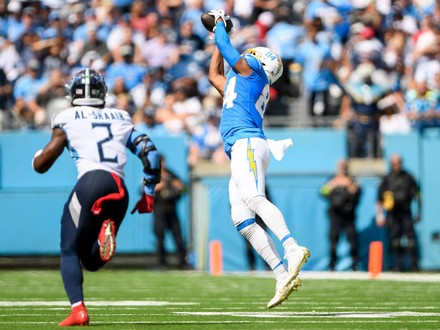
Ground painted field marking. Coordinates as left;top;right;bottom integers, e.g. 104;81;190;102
1;301;439;322
0;301;197;307
175;311;440;318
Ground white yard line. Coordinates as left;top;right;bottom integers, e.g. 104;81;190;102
0;301;197;307
1;301;438;319
175;311;440;318
234;271;440;282
301;271;440;282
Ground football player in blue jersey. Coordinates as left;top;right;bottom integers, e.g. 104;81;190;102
32;68;161;326
206;10;310;308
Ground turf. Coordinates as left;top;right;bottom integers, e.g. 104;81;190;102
0;269;439;329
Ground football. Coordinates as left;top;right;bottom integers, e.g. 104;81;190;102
200;11;233;33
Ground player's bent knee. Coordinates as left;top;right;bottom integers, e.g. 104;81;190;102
83;263;102;272
230;202;255;228
245;195;267;213
81;258;105;272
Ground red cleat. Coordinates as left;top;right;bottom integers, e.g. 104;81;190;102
59;302;89;326
98;219;116;262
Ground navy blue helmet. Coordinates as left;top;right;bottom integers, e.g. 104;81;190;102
66;68;107;107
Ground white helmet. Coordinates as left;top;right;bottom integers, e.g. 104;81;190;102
243;47;283;85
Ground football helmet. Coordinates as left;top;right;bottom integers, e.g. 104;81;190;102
243;47;283;85
65;68;107;107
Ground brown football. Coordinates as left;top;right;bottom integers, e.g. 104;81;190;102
200;12;233;33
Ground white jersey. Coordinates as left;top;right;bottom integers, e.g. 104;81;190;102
52;106;134;179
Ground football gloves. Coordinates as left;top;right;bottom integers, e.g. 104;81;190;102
209;9;227;26
131;183;156;214
131;192;155;214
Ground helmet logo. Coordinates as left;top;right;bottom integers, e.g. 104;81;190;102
242;47;283;85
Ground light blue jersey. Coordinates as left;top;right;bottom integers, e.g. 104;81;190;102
220;56;269;156
211;18;308;291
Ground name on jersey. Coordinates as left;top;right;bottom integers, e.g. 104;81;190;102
75;110;125;121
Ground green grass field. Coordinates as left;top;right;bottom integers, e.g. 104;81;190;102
0;269;439;329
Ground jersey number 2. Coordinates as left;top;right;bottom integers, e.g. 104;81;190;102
92;123;118;163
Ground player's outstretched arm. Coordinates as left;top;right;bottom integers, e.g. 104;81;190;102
127;129;161;214
214;21;252;77
208;47;226;96
32;127;67;173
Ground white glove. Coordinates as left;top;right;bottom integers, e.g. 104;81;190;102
208;9;227;25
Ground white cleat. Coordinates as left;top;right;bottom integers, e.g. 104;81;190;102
285;246;310;283
267;276;302;309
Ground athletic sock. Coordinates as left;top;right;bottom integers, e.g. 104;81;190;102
238;222;284;272
248;196;297;246
281;235;299;255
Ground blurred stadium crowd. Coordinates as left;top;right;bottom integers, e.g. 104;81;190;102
0;0;439;161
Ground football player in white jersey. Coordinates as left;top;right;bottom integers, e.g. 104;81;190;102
207;10;310;308
32;68;161;326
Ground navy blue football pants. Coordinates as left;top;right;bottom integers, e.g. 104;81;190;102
60;170;129;305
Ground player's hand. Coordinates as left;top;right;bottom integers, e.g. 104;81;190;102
131;193;154;214
31;149;43;170
208;9;227;25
